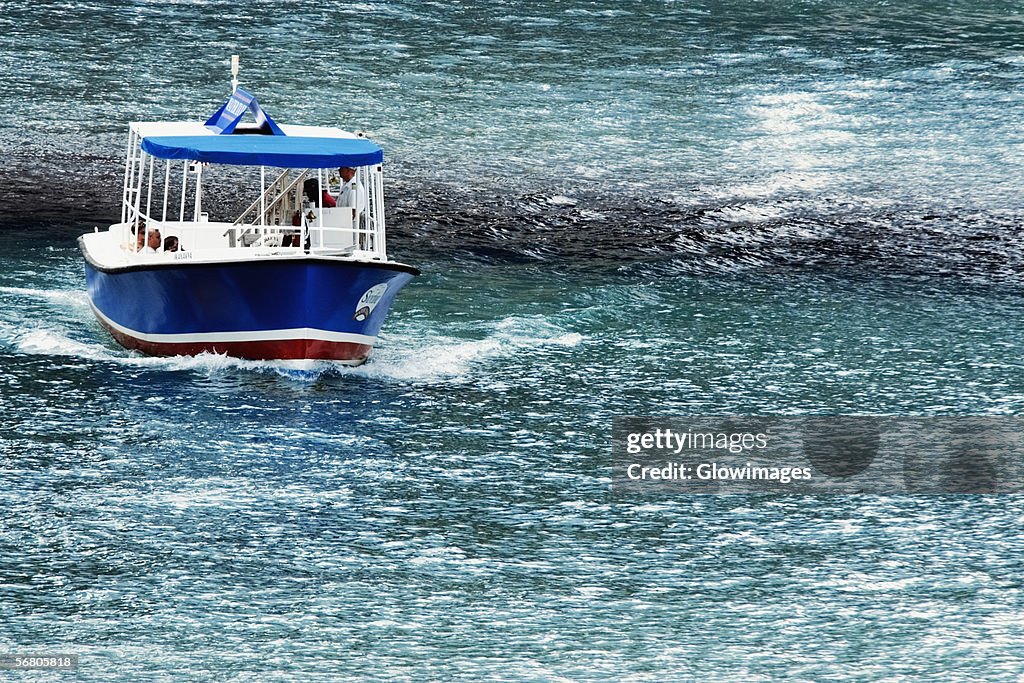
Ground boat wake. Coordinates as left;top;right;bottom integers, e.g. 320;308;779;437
1;286;582;383
357;316;583;382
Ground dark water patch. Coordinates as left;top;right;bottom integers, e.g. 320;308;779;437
0;151;122;233
6;164;1023;287
389;181;1024;283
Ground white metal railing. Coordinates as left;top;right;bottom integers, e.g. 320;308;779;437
119;131;389;260
234;167;302;226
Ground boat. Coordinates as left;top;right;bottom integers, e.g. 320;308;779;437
78;57;418;367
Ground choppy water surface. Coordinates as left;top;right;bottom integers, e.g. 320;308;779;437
2;1;1024;680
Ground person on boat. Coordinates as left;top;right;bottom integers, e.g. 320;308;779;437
338;166;370;248
163;235;180;252
302;178;336;208
132;220;147;251
336;166;367;217
142;228;162;254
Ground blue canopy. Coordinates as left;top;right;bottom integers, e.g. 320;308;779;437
140;134;384;168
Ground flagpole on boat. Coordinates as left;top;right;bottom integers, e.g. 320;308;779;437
231;54;239;93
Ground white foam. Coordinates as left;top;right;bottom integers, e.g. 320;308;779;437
547;195;578;206
4;310;584;384
12;328;118;361
351;315;583;382
5;324;338;379
2;283;583;382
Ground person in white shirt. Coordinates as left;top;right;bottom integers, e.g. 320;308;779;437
336;166;367;218
336;166;370;249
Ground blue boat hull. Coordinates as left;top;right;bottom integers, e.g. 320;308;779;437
81;242;417;364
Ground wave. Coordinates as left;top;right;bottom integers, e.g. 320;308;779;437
358;315;583;382
1;295;583;383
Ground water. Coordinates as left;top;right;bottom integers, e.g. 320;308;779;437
2;2;1024;680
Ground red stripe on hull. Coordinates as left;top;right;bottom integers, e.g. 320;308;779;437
100;320;373;363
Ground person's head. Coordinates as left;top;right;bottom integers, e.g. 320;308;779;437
339;167;356;182
164;235;179;252
134;220;147;250
147;228;162;251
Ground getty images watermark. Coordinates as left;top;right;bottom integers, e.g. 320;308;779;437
612;417;1024;493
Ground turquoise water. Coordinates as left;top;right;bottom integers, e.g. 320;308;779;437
2;2;1024;680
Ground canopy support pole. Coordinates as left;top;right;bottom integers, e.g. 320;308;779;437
193;163;203;221
134;151;146;245
317;168;324;231
179;161;189;222
145;155;155;224
121;128;135;225
162;160;170;222
374;165;386;260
